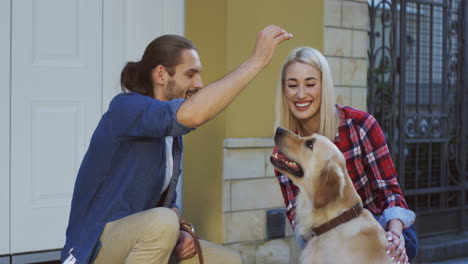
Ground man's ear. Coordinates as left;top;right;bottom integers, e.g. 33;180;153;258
314;163;342;209
152;65;168;87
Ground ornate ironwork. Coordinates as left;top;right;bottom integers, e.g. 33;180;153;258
368;0;467;236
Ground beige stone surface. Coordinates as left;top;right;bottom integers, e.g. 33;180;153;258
341;58;367;86
223;180;231;212
324;0;342;27
324;27;352;57
352;29;369;58
342;1;369;30
255;239;290;264
335;86;351;106
264;148;276;177
226;239;294;264
351;87;368;111
224;138;274;148
285;216;294;237
326;56;342;86
224;210;265;243
289;237;302;264
231;178;284;211
226;242;257;264
223;148;265;179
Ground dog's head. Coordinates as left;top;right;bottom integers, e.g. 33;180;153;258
270;127;347;209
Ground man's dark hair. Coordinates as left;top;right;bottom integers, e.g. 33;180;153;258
120;35;196;97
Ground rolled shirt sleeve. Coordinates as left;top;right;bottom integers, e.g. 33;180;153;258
378;206;416;229
109;92;194;139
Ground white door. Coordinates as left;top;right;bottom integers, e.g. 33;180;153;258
10;0;103;253
9;0;185;254
0;0;11;256
102;0;186;107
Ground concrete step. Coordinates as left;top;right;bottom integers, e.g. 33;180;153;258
418;257;468;264
413;232;468;263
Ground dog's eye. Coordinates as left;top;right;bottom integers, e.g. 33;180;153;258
305;139;314;150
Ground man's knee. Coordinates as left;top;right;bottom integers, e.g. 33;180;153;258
142;207;179;243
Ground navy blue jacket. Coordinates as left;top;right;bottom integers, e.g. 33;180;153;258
61;92;193;263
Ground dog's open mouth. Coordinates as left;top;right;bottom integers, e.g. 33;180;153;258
270;150;304;177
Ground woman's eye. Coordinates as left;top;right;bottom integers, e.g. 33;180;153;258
307;84;316;87
287;85;298;88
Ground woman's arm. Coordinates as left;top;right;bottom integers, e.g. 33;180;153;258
358;113;413;264
359;113;414;223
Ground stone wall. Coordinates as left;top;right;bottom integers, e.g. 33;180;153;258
324;0;369;111
222;138;301;264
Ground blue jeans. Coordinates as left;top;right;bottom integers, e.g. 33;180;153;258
402;224;419;260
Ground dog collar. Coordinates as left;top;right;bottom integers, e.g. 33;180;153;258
301;202;363;241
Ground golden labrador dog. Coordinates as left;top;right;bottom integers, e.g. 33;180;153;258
270;127;391;264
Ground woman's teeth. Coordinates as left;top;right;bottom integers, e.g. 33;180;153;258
296;102;311;107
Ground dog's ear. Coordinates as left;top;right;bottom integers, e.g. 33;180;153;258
314;162;342;209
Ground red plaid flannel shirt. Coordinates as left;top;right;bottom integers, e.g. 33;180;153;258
274;105;409;229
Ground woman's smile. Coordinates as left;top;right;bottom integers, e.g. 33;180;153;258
294;101;312;110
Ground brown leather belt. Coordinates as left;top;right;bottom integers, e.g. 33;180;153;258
180;220;204;264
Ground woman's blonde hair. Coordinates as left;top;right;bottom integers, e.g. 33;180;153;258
274;47;339;140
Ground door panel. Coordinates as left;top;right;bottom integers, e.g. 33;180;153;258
9;0;185;254
0;0;11;255
11;0;103;253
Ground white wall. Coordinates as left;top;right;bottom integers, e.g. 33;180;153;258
0;0;11;256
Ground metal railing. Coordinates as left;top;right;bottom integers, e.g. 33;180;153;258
368;0;467;236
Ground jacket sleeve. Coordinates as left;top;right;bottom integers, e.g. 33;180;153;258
109;93;194;139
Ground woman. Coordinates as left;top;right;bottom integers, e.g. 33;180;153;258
273;47;418;264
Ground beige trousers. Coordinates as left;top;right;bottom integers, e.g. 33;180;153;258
94;208;243;264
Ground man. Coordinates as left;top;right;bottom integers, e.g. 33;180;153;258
61;25;292;264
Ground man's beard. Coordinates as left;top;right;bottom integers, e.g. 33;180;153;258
166;79;187;100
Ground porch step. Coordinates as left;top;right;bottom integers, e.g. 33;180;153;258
414;232;468;263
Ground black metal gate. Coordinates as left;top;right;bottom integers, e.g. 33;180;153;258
368;0;468;236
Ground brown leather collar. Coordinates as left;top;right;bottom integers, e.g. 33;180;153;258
301;202;363;241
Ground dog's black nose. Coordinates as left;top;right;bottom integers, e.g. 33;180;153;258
276;127;286;136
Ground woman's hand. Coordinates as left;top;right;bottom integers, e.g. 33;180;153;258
386;218;408;263
386;230;409;264
173;230;196;259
